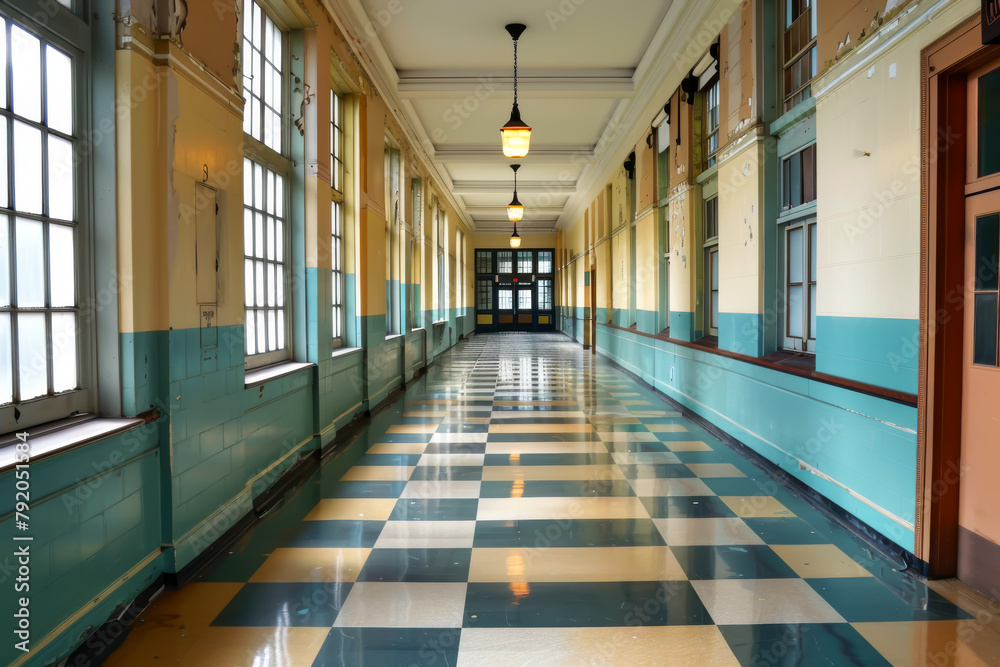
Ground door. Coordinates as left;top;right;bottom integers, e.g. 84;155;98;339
957;61;1000;596
516;284;534;331
497;282;515;332
590;264;597;354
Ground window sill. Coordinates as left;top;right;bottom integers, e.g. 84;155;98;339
332;346;362;360
384;333;404;341
244;361;314;388
432;320;447;327
770;96;817;136
596;321;916;406
0;414;148;473
777;201;818;224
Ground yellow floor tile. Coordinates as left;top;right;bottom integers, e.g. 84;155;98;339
374;521;477;549
333;582;467;628
629;478;715;496
498;411;588;419
100;583;244;666
403;411;448;418
598;431;660;442
386;424;439;434
457;626;740;667
339;465;413;482
663;440;713;451
485;442;608;455
654;518;766;546
853;620;1000;666
720;495;795;518
686;463;747;478
367;442;428;454
691;578;845;625
183;627;328;667
482;465;625;482
493;400;578;407
646;424;690;433
468;546;686;582
588;416;641;425
771;544;873;578
621;400;652;406
248;548;370;583
415;453;485;467
488;423;594;433
400;480;482;499
476;496;650;521
304;498;397;521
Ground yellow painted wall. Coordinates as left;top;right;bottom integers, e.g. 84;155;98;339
636;211;657;312
717;141;762;316
667;187;695;315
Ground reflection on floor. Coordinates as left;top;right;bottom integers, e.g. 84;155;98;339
104;334;1000;666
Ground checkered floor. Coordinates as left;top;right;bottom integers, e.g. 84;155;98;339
105;334;1000;666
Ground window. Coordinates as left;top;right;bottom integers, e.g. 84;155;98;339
476;279;492;311
243;0;283;153
973;213;999;366
243;0;289;368
411;178;421;328
331;89;345;349
705;78;720;168
537;279;553;310
435;206;446;321
518;289;533;311
783;220;817;351
537;251;553;274
783;0;816;112
385;144;400;336
498;284;513;311
517;251;533;274
782;144;816;210
704;197;719;337
1;10;91;425
457;230;465;313
476;250;493;275
497;251;512;275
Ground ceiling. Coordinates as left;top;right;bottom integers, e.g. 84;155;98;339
327;0;727;234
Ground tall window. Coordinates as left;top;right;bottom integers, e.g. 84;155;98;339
782;144;816;211
410;178;421;328
705;77;720;168
457;230;465;314
783;0;816;112
435;207;446;321
243;1;289;367
517;251;533;274
537;279;553;310
704;197;719;336
385;145;400;336
537;251;553;274
331;89;345;349
784;220;817;351
1;10;90;424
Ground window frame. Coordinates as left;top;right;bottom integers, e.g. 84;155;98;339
242;0;291;370
780;217;818;352
0;3;99;431
782;0;817;112
330;87;345;350
703;196;719;337
704;76;720;168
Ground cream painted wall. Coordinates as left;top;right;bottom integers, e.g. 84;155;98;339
611;229;629;312
636;211;658;312
717;140;763;316
668;186;695;314
814;0;977;320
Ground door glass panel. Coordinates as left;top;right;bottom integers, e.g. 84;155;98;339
789;286;803;339
788;227;804;283
518;289;532;310
498;286;513;310
979;66;1000;178
973;293;999;366
975;213;999;291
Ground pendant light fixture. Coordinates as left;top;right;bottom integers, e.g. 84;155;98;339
501;23;531;158
508;163;523;248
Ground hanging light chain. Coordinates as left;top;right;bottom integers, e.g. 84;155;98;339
513;37;519;105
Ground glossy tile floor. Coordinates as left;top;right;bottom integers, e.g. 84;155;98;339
105;334;1000;666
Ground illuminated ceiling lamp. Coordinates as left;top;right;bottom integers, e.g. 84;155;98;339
501;23;531;159
508;163;523;248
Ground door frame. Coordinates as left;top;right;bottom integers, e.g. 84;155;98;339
919;14;1000;578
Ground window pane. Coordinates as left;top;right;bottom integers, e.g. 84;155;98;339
267;262;276;306
0;314;10;404
51;311;76;392
0;120;8;209
267;310;277;351
973;293;999;366
0;20;6;110
0;216;8;306
711;251;719;291
975;214;999;292
48;135;74;220
46;45;72;135
256;309;266;353
18;312;47;399
276;265;284;307
519;289;532;310
809;223;818;283
16;217;45;307
245;308;256;355
979;66;1000;178
13;121;42;214
499;288;513;310
788;285;803;339
254;212;264;259
276;310;285;350
255;260;264;307
788;227;804;283
809;283;817;339
11;26;41;123
49;223;74;307
244;258;254;305
498;251;512;274
788;151;802;208
537;251;553;274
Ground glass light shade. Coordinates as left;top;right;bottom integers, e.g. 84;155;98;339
509;229;522;248
507;201;524;222
501;104;531;158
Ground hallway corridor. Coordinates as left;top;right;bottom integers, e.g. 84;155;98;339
103;334;1000;666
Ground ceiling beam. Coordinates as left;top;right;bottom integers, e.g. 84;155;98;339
434;146;595;163
397;70;634;98
452;180;577;195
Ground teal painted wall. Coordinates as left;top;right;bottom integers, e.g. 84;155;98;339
670;311;695;342
719;313;764;357
582;323;917;553
637;309;658;336
815;316;919;394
